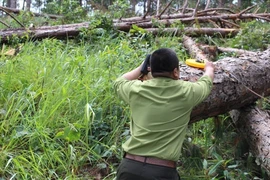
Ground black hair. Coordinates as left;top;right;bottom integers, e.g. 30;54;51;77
150;48;179;76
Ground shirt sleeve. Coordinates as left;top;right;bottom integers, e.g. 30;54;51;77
113;76;137;103
191;75;213;107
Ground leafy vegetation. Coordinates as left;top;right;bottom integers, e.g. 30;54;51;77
225;21;270;51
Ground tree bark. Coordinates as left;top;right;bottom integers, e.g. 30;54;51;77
183;47;270;123
6;0;17;8
146;0;151;14
218;0;225;8
26;0;31;11
217;47;257;56
230;106;270;175
182;35;211;61
146;27;238;37
237;0;242;8
0;23;91;42
180;35;270;123
113;8;236;23
156;0;160;15
6;0;11;8
130;0;137;14
10;0;16;9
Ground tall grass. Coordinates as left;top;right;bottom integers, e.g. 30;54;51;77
0;34;189;179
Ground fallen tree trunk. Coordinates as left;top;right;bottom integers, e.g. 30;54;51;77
0;22;90;42
183;47;270;123
182;35;259;61
113;12;270;24
182;35;211;61
230;106;270;175
146;27;238;37
114;13;270;30
0;23;238;43
217;47;257;56
113;8;236;23
181;35;270;123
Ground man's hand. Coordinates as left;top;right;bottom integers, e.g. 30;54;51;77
123;55;152;81
122;63;143;80
203;61;215;81
140;54;151;75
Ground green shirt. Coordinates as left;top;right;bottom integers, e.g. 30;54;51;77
113;75;213;161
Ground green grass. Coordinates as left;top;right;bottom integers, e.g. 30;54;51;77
0;34;189;179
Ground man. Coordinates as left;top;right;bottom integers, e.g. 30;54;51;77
113;48;215;180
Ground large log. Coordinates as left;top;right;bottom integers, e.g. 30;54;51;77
114;13;270;31
230;106;270;175
113;12;270;23
146;27;239;37
0;22;90;42
217;47;257;56
182;35;211;61
181;35;270;123
181;47;270;123
0;23;238;43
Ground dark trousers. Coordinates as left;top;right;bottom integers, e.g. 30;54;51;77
116;158;181;180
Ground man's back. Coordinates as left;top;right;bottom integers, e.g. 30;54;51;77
114;75;212;161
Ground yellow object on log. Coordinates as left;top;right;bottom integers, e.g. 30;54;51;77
185;59;205;69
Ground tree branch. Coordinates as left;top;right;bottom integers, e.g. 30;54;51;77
0;6;24;27
238;4;257;16
157;0;174;18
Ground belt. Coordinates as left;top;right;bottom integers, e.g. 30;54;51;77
124;153;176;168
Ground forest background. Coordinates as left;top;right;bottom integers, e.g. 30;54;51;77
0;0;270;179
